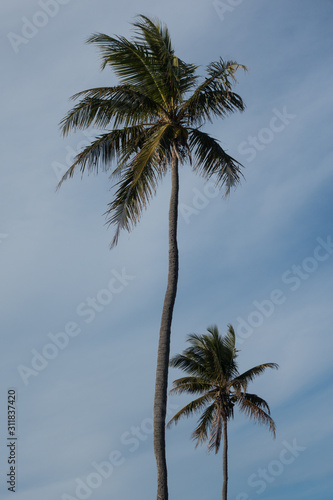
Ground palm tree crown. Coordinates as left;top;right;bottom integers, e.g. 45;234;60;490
58;15;246;247
168;325;278;452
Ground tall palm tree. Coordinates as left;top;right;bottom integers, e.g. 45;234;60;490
58;15;246;500
168;325;278;500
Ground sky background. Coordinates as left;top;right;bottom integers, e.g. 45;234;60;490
1;1;333;499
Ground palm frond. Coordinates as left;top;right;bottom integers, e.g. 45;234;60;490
167;393;214;428
133;15;176;101
191;402;216;447
237;393;276;437
133;15;198;102
202;325;238;381
169;351;206;377
60;85;162;135
208;408;224;453
205;324;220;339
105;124;173;247
87;32;169;108
220;324;239;379
180;58;246;125
170;376;214;395
240;392;271;413
232;363;279;392
170;332;213;375
188;129;244;195
188;342;221;381
223;324;236;353
56;126;145;189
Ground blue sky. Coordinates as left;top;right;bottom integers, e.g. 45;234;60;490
1;1;332;499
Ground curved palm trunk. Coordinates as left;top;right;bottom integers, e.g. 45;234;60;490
222;418;228;500
153;145;179;500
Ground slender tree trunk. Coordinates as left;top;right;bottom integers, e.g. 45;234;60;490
222;418;228;500
154;145;179;500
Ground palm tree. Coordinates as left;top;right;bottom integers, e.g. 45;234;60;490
58;15;246;500
168;325;278;500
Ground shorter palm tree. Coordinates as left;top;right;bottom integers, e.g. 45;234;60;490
168;325;278;500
